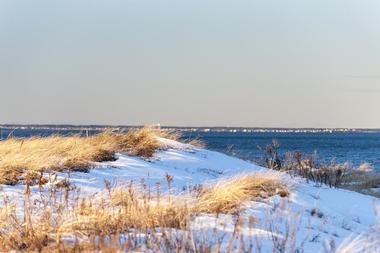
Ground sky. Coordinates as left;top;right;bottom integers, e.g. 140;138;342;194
1;0;379;128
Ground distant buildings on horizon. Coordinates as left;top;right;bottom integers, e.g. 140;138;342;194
0;124;379;133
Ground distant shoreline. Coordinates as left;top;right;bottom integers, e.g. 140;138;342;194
1;124;380;133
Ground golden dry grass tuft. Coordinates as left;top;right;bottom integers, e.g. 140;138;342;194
195;173;290;214
0;127;174;185
60;195;190;236
0;172;290;252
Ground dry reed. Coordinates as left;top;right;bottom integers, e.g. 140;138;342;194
0;172;290;252
195;173;290;214
0;127;172;185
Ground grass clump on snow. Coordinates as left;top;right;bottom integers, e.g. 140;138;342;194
0;172;290;252
195;172;290;214
0;127;172;185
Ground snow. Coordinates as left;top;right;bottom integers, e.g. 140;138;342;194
0;138;378;252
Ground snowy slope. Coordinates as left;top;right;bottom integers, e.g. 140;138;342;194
0;139;378;252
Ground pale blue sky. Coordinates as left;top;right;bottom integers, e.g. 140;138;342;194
1;0;379;127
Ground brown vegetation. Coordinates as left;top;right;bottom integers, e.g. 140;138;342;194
260;140;380;195
0;127;172;185
195;173;289;214
0;172;289;252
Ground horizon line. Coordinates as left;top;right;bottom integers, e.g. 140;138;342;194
0;123;380;130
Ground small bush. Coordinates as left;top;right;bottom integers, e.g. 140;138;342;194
258;140;380;196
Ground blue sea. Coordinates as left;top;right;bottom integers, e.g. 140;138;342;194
1;127;380;171
181;131;380;170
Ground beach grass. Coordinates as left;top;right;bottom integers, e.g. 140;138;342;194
0;172;289;252
0;127;174;185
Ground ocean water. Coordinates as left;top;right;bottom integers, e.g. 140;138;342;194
1;128;380;171
181;131;380;170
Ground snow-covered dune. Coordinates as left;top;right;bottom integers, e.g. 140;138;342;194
1;139;378;252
